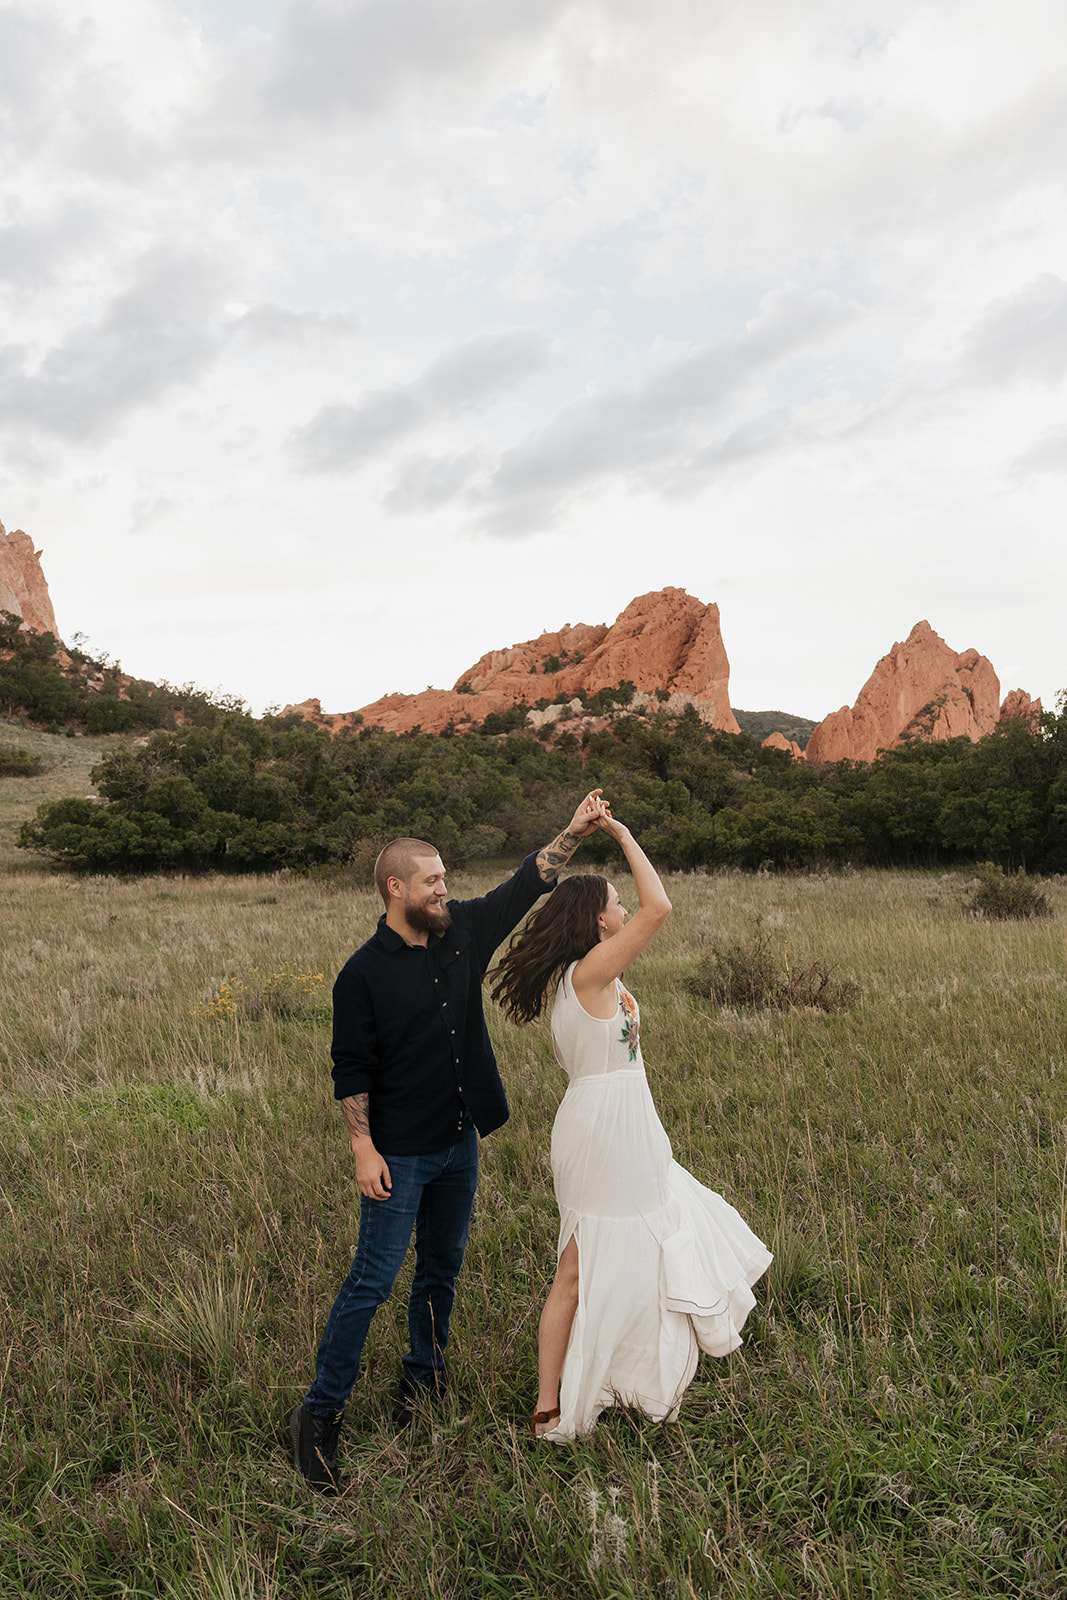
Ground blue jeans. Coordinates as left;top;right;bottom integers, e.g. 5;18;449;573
303;1126;479;1416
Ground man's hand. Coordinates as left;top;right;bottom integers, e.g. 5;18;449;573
567;788;606;838
536;789;605;882
340;1093;392;1200
354;1142;392;1201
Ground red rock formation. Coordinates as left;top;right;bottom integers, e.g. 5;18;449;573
0;522;60;637
804;621;1005;764
287;588;741;736
553;590;738;730
999;688;1042;725
331;687;515;735
762;731;803;759
460;622;607;698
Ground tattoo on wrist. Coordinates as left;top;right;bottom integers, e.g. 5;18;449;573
536;828;582;881
341;1094;371;1139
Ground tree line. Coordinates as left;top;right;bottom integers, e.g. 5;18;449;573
0;613;245;733
17;691;1067;875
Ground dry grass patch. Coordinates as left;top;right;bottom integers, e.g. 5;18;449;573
2;861;1066;1597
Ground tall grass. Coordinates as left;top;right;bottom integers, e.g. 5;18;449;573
1;855;1065;1597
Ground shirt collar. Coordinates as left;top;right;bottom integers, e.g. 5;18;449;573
374;912;442;953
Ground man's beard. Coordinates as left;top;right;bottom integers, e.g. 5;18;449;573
406;900;452;936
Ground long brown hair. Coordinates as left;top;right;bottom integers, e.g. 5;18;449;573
491;874;608;1024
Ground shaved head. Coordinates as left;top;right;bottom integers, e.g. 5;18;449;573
374;837;439;903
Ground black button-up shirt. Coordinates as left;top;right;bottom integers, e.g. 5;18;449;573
330;852;551;1154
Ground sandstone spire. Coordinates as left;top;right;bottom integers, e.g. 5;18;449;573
999;687;1042;725
0;523;60;638
804;620;1003;764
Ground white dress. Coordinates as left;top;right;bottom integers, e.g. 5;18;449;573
545;961;772;1440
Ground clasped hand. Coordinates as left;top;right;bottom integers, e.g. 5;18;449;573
569;789;627;841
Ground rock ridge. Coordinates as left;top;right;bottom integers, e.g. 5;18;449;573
288;587;741;736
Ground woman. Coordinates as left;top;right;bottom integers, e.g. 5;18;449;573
492;800;772;1439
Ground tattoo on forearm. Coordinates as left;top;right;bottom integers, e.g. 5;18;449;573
536;828;583;882
340;1094;371;1139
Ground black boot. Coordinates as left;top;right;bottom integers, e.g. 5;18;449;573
392;1369;446;1429
290;1403;344;1494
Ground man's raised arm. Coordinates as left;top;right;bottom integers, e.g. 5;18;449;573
535;789;606;883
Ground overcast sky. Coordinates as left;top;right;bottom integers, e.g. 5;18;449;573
2;0;1064;719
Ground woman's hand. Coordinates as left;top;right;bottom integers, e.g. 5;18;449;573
596;805;630;842
566;788;607;838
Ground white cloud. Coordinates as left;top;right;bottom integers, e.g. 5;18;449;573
470;288;862;533
292;329;554;472
0;198;108;289
0;247;233;440
1011;427;1067;479
228;303;362;345
261;0;570;120
957;276;1067;387
0;8;79;133
1;0;1065;717
384;451;483;514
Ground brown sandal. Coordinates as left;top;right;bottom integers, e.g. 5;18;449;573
529;1406;561;1438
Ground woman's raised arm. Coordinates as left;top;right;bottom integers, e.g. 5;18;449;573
571;813;671;1012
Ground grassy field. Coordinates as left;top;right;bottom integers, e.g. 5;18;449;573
2;744;1066;1597
0;725;120;867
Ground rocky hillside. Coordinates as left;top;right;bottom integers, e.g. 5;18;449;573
285;587;742;736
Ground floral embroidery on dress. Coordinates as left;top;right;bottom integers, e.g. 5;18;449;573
618;985;640;1061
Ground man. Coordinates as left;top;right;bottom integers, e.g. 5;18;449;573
290;790;605;1492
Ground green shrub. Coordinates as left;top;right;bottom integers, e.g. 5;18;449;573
0;742;46;777
586;679;636;714
451;822;508;863
477;704;530;734
964;863;1052;920
686;921;857;1011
